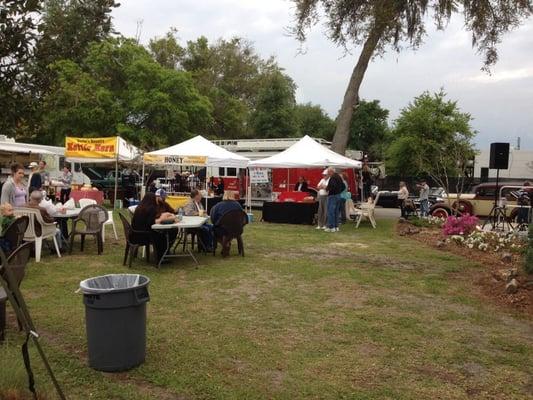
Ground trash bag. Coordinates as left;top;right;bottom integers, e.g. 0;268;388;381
79;274;148;294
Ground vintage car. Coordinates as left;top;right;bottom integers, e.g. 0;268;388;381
430;182;533;221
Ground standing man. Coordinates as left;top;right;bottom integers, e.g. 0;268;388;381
325;167;345;232
417;179;430;217
59;165;73;204
516;181;531;225
28;162;42;192
39;160;49;186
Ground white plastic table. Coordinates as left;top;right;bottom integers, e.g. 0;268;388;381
152;216;208;267
52;208;82;239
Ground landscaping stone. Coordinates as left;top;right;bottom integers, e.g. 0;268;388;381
505;279;519;294
436;240;446;248
501;252;513;264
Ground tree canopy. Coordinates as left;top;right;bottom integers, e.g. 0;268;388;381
290;0;533;153
386;90;476;187
348;100;390;159
41;38;213;148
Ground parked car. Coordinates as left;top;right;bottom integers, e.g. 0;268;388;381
89;169;140;190
430;182;533;220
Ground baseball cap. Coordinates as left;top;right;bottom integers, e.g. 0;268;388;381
28;161;38;169
155;188;167;199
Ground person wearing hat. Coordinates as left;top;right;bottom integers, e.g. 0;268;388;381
416;178;430;217
28;161;42;193
155;188;175;215
315;168;330;230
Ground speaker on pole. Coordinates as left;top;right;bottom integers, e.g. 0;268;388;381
489;142;510;170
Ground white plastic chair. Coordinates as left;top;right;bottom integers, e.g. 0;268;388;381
353;192;381;229
14;207;61;262
78;198;97;209
78;199;117;242
103;210;118;242
63;198;76;209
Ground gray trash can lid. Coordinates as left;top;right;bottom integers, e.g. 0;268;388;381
80;274;149;294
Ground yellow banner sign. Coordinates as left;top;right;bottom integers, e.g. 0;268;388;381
65;137;118;159
143;154;207;166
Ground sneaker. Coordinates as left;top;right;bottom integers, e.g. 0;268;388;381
324;228;333;232
321;226;328;230
335;227;340;232
316;226;323;230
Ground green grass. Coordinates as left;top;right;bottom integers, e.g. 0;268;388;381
1;213;532;399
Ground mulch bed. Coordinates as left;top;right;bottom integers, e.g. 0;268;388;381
396;222;533;317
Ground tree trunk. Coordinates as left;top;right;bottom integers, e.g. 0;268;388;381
331;25;385;154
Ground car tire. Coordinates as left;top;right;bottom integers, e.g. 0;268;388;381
431;207;450;219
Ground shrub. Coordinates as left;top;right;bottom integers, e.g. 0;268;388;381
442;214;479;236
525;224;533;274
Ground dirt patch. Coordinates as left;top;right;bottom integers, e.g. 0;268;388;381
397;223;533;317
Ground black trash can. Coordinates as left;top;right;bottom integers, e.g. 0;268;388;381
80;274;150;372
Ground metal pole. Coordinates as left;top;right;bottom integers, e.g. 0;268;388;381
140;160;146;198
113;137;119;208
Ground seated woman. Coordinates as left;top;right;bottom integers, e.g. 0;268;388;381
131;193;176;264
183;190;213;252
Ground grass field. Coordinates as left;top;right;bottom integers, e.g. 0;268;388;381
1;214;532;399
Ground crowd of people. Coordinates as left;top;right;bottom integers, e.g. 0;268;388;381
130;188;244;263
0;162;69;253
308;167;350;232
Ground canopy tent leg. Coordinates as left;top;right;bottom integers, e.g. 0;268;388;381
140;161;146;198
113;137;120;209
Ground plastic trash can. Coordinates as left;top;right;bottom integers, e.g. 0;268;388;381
80;274;150;372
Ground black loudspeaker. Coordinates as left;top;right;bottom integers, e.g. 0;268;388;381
480;167;489;183
489;142;509;169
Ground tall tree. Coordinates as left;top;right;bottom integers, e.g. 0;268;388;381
290;0;533;154
0;0;41;136
148;27;184;69
30;0;118;97
294;103;335;140
348;100;390;160
386;90;476;197
250;71;298;138
41;38;213;149
177;36;282;138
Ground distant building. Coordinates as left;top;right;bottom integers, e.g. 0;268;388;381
474;147;533;181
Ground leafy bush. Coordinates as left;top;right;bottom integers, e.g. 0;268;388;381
525;224;533;274
442;214;479;236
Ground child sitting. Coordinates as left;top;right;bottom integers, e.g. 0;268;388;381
0;203;16;235
0;203;16;252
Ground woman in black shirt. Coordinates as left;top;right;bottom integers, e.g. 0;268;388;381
131;193;175;264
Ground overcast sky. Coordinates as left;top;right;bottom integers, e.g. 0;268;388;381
112;0;533;150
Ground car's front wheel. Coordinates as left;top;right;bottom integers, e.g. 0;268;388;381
431;207;450;219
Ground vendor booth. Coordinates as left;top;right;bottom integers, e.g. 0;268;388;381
65;136;141;206
143;135;250;210
250;136;362;225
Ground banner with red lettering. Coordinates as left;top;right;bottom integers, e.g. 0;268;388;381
65;137;118;159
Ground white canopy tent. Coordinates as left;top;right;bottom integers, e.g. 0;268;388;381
249;135;362;169
143;135;250;168
142;136;251;206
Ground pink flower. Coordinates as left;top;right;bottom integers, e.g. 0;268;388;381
442;214;479;236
